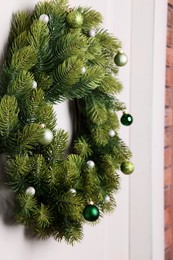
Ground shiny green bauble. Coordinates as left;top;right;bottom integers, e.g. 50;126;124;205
120;161;135;175
121;113;133;126
83;204;100;222
66;11;83;28
39;128;53;145
114;52;128;66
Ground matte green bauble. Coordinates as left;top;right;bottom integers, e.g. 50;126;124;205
120;113;133;126
66;11;83;28
114;52;128;66
39;128;53;145
83;204;100;222
120;161;135;175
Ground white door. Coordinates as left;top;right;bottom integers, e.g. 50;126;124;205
0;0;166;259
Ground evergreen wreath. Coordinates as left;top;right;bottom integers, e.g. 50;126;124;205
0;0;134;243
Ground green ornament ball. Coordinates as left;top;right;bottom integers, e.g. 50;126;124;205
120;161;135;175
121;113;133;126
114;52;128;66
66;11;83;29
83;204;100;222
39;128;53;145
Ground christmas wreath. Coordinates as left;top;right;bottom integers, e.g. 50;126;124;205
0;0;134;243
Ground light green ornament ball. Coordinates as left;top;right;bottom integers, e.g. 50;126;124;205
114;52;128;67
39;128;53;145
120;161;134;175
66;10;83;28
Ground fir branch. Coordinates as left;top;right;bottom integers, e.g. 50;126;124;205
35;203;52;229
6;155;31;192
53;56;83;87
45;129;69;162
9;12;31;43
16;194;37;224
96;29;122;56
7;70;34;98
85;98;108;125
74;136;92;158
99;75;123;94
18;123;44;150
54;33;88;62
11;45;37;71
0;95;19;137
78;7;103;29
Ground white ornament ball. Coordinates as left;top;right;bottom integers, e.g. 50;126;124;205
39;14;49;24
69;188;77;195
81;67;86;74
88;29;96;37
104;195;111;204
39;128;54;145
32;80;37;89
40;123;46;128
109;130;115;137
87;160;95;169
26;187;35;196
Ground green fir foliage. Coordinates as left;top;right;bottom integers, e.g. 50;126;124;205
0;0;133;243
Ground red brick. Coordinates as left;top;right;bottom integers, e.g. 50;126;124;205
165;108;173;127
165;228;173;249
165;248;172;260
166;47;173;66
167;28;173;48
165;167;173;186
165;207;172;227
165;187;172;207
168;7;173;28
169;0;173;7
165;147;173;168
166;66;173;87
165;87;173;108
165;127;173;147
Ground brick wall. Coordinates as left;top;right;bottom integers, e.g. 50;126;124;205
165;1;173;259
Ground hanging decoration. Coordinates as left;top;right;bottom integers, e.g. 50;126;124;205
0;0;134;244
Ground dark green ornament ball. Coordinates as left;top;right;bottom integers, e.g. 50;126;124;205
121;113;133;126
83;204;100;222
120;161;135;175
66;11;83;28
114;52;128;66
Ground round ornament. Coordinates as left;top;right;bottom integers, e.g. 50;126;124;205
32;80;37;89
83;204;100;222
66;10;83;28
87;160;95;169
39;14;49;24
39;128;53;145
120;161;135;175
121;113;133;126
88;29;96;37
104;195;111;204
69;188;77;195
109;129;115;137
81;67;86;74
26;187;36;196
114;52;128;67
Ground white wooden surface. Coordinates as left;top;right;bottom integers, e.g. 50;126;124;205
0;0;166;259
